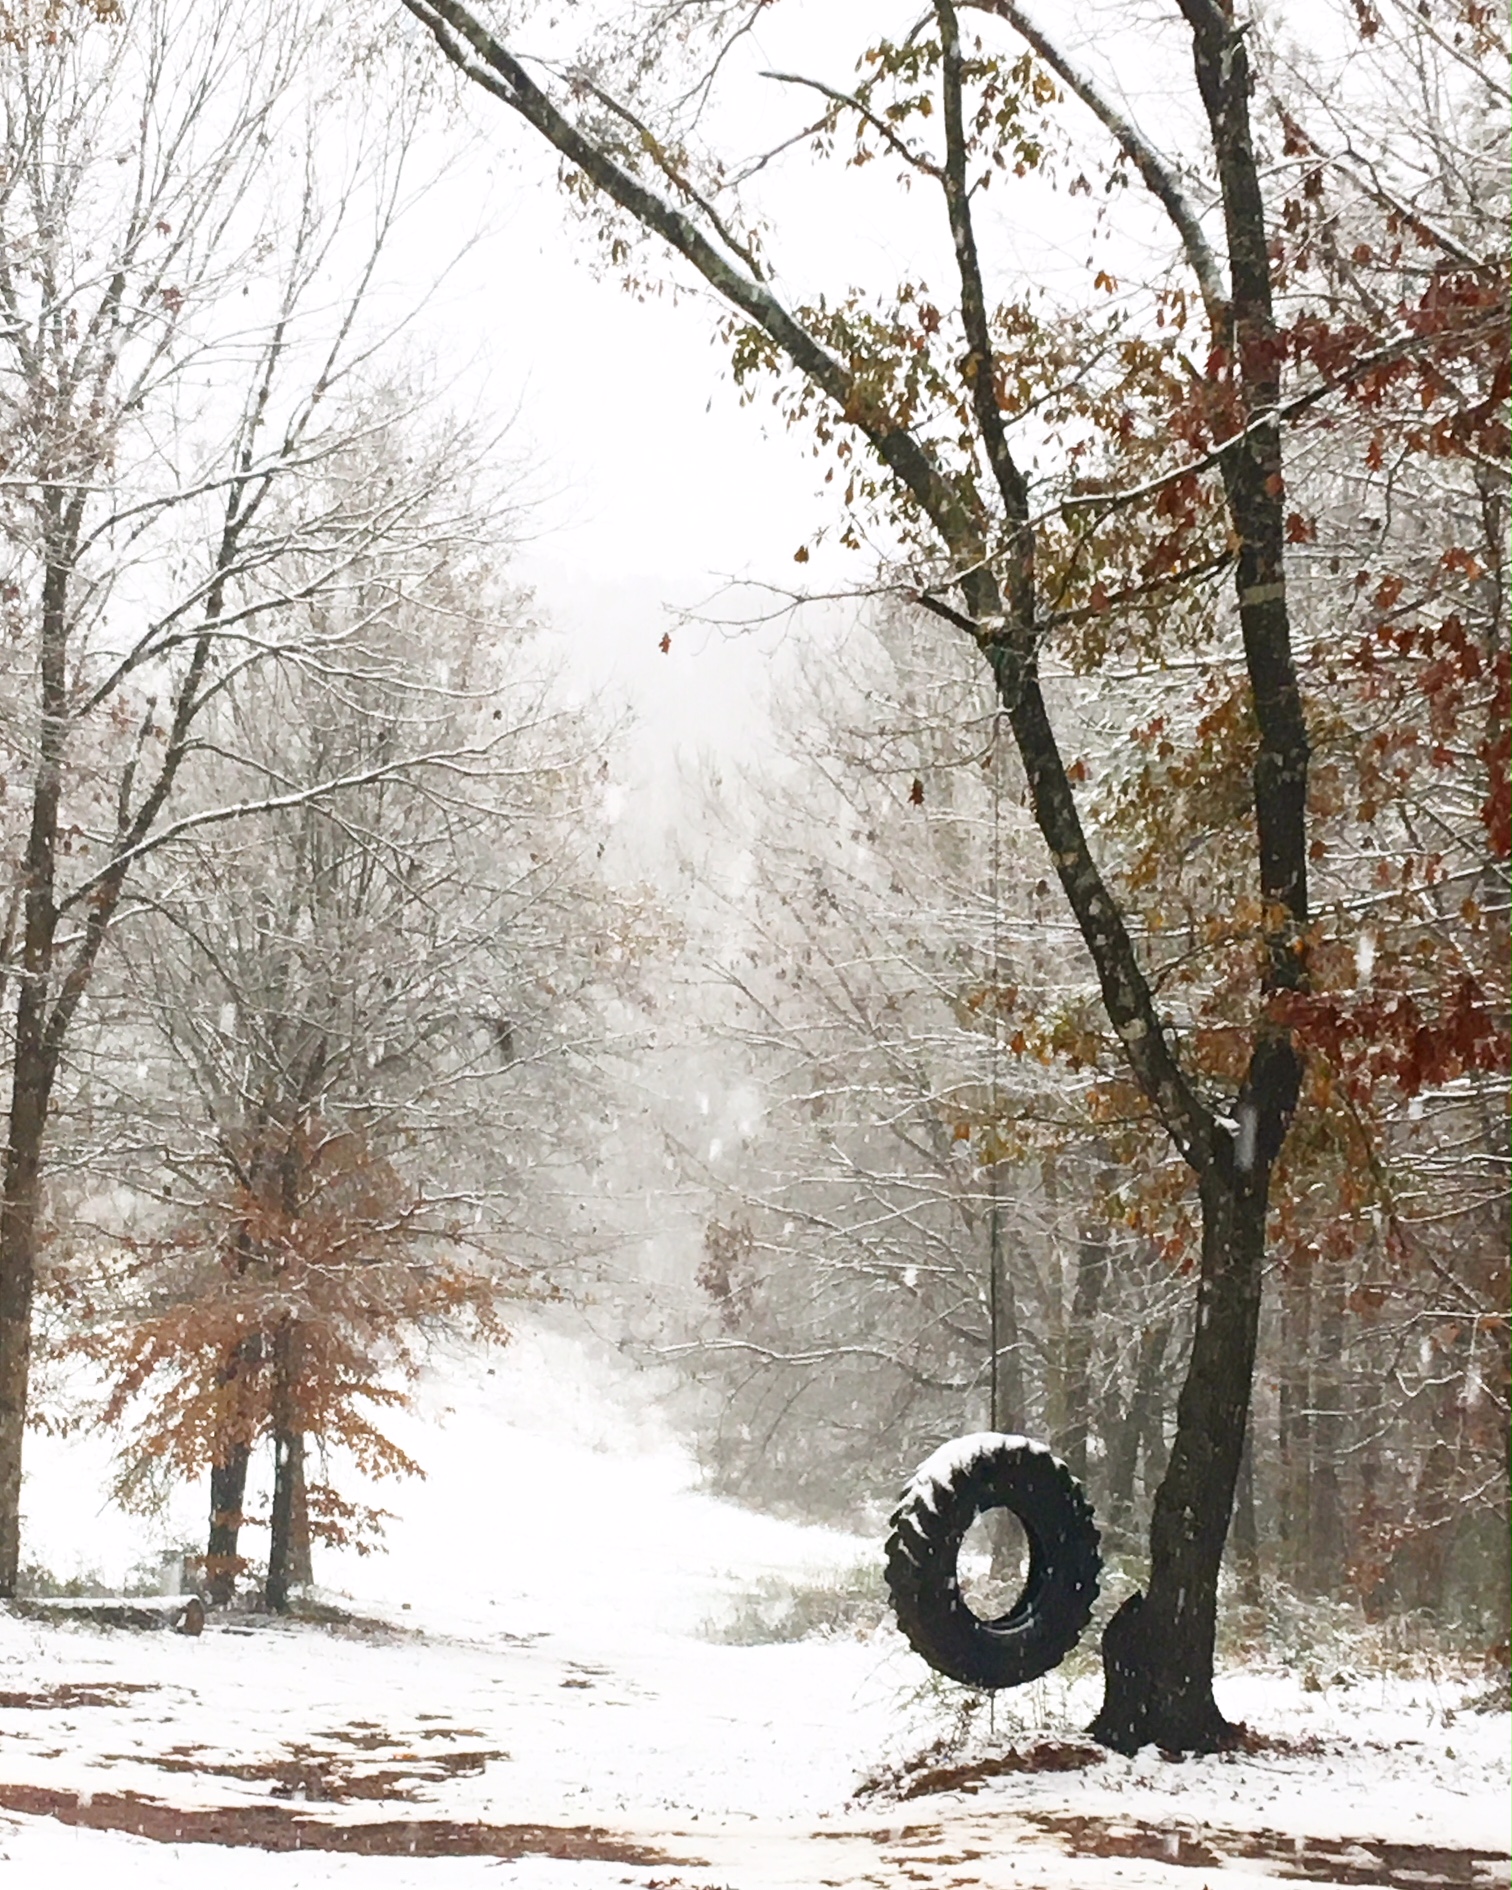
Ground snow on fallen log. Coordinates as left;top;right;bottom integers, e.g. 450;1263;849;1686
7;1594;205;1635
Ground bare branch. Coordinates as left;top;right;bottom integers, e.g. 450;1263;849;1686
759;68;943;181
967;0;1231;337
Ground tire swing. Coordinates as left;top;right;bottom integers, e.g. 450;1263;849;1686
884;1433;1101;1690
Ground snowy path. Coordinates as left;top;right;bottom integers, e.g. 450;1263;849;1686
4;1325;1508;1887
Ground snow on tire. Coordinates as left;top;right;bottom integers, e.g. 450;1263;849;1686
885;1433;1101;1690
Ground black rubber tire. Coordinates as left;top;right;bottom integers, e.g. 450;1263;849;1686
885;1435;1100;1690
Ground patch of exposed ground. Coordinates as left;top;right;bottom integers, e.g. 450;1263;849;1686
1015;1809;1507;1889
104;1718;505;1803
855;1738;1105;1803
0;1783;696;1864
315;1719;489;1747
208;1603;413;1644
0;1683;157;1711
857;1729;1357;1807
855;1751;1507;1889
109;1736;507;1803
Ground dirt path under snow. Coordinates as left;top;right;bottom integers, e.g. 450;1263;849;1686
1;1776;1507;1889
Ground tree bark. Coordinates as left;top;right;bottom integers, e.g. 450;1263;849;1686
206;1445;251;1608
1059;1218;1109;1483
0;1108;43;1595
1309;1267;1345;1594
265;1427;306;1613
0;1164;39;1595
264;1318;308;1612
287;1441;313;1590
1232;1415;1263;1610
1279;1264;1314;1586
1105;1319;1169;1546
1089;1159;1270;1752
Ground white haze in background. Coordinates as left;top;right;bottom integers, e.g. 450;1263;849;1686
374;0;1221;882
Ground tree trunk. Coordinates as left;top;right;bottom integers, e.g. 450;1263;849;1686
287;1440;313;1590
1496;1330;1512;1655
0;1036;53;1596
265;1318;309;1612
1082;0;1304;1756
1089;1160;1267;1753
1058;1219;1108;1483
1232;1417;1262;1610
265;1428;306;1613
1278;1262;1314;1588
0;517;71;1599
1104;1319;1168;1548
1309;1267;1345;1595
987;1159;1025;1429
206;1445;251;1608
0;1170;40;1595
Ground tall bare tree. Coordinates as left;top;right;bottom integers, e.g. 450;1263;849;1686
0;0;456;1588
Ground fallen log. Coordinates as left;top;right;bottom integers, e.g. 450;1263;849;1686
8;1594;205;1635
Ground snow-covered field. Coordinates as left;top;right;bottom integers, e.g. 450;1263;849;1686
4;1324;1507;1888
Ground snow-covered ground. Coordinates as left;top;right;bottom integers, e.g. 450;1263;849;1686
4;1323;1507;1887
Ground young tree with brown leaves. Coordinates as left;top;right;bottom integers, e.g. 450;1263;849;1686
72;416;613;1607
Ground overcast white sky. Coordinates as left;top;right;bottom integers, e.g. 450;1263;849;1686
402;136;838;819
